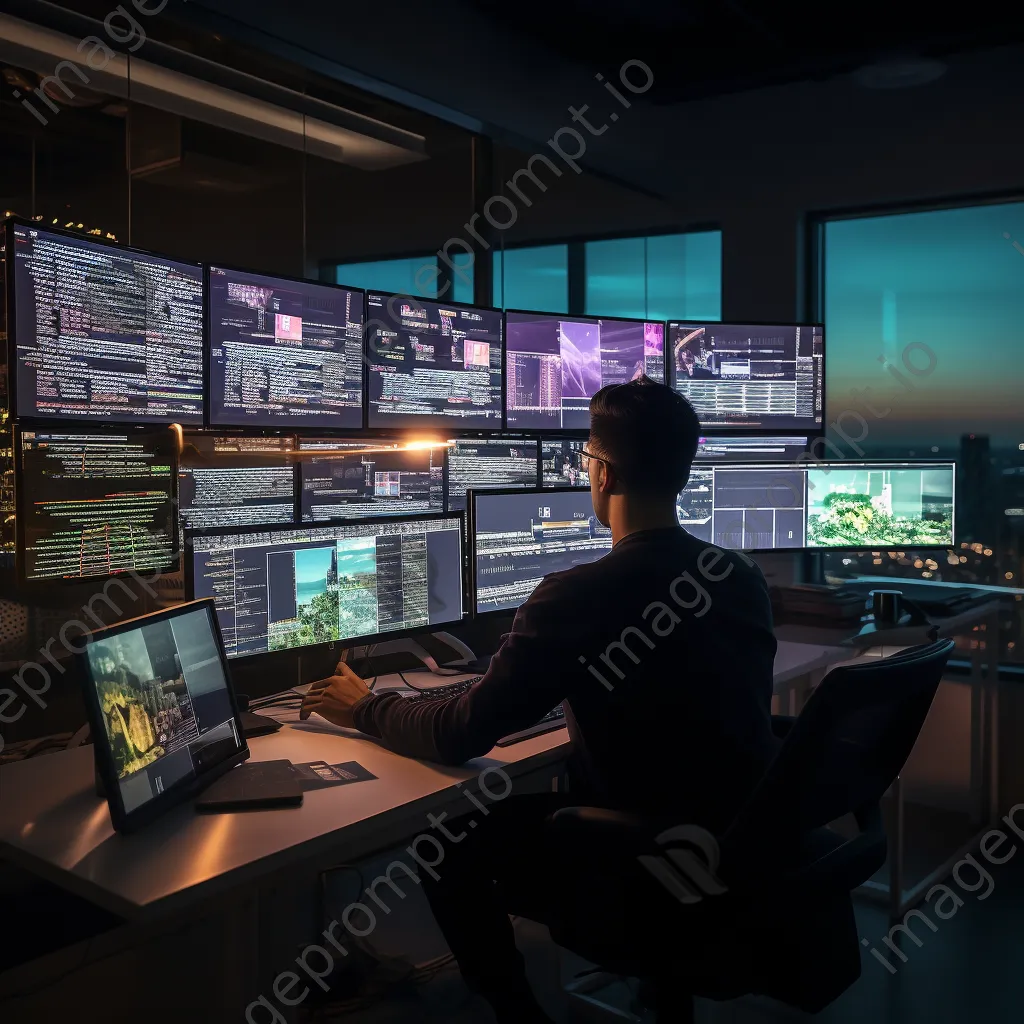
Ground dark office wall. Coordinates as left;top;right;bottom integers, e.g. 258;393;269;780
183;3;1024;320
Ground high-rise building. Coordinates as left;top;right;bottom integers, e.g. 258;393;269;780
959;434;993;542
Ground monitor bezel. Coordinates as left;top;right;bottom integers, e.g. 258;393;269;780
666;319;826;435
14;422;182;586
4;216;206;428
502;308;669;434
363;290;506;432
468;484;606;620
204;261;368;432
184;509;468;660
442;435;543;514
681;459;956;555
77;598;250;834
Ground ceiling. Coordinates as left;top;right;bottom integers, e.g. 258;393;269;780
467;0;1024;104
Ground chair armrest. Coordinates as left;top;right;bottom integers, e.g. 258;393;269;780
771;714;798;740
547;806;656;854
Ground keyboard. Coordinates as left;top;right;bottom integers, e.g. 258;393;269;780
496;705;566;746
398;676;482;702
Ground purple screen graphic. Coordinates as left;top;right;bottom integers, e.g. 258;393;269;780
506;314;664;430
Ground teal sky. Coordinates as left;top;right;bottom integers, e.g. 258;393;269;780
294;546;334;585
824;201;1024;451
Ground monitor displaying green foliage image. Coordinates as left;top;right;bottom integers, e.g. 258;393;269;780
806;464;955;548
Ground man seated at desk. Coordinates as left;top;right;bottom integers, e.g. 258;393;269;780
301;377;778;1024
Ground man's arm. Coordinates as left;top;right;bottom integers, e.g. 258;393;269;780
352;575;580;764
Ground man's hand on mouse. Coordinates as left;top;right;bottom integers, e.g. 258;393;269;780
299;660;372;728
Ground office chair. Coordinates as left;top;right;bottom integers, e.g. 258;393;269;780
543;637;955;1023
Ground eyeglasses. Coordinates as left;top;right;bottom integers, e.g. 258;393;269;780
580;448;611;472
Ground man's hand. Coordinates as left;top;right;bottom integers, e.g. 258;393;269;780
299;661;372;728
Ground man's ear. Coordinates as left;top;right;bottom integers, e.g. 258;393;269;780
600;461;618;494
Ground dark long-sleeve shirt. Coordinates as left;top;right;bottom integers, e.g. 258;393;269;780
353;526;779;832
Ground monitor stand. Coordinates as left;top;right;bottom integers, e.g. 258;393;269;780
319;631;477;680
368;632;476;675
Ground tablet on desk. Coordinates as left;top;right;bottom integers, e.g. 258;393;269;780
78;599;251;833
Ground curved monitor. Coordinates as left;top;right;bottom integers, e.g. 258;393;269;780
187;513;465;658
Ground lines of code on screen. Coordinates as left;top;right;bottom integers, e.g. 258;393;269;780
179;435;296;532
208;267;364;428
668;323;823;430
366;294;503;428
13;226;204;424
19;430;177;581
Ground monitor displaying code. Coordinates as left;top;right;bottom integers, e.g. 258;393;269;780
506;314;665;430
445;438;539;512
472;488;612;614
18;429;177;581
11;224;204;424
188;515;465;658
298;439;445;521
695;435;809;463
668;322;823;430
541;438;590;488
365;293;503;427
179;435;296;533
208;266;364;428
676;461;954;551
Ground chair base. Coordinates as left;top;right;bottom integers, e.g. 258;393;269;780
565;973;696;1024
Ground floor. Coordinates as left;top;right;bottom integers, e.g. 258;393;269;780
311;844;1024;1024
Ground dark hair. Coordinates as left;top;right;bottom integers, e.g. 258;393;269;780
589;376;700;496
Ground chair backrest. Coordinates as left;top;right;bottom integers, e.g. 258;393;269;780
721;638;954;873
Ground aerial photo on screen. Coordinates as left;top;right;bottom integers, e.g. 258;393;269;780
89;625;200;780
269;545;341;651
806;466;954;547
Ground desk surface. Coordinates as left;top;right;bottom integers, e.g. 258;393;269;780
0;639;847;921
0;721;566;921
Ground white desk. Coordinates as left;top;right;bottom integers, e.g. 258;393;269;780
0;720;567;922
0;643;844;918
0;642;850;1022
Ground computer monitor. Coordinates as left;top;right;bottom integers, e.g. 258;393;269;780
79;600;247;832
805;462;955;549
668;321;823;430
470;487;613;615
187;512;465;658
297;438;445;521
540;438;590;489
365;293;503;428
207;266;364;429
8;222;204;424
677;464;807;551
445;437;540;512
179;435;297;533
505;312;665;430
17;427;178;582
676;461;955;552
694;435;809;463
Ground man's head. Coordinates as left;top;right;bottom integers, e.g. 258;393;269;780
586;376;700;528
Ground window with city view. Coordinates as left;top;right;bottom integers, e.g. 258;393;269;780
820;200;1024;663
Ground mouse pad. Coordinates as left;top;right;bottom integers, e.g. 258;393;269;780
291;760;377;791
